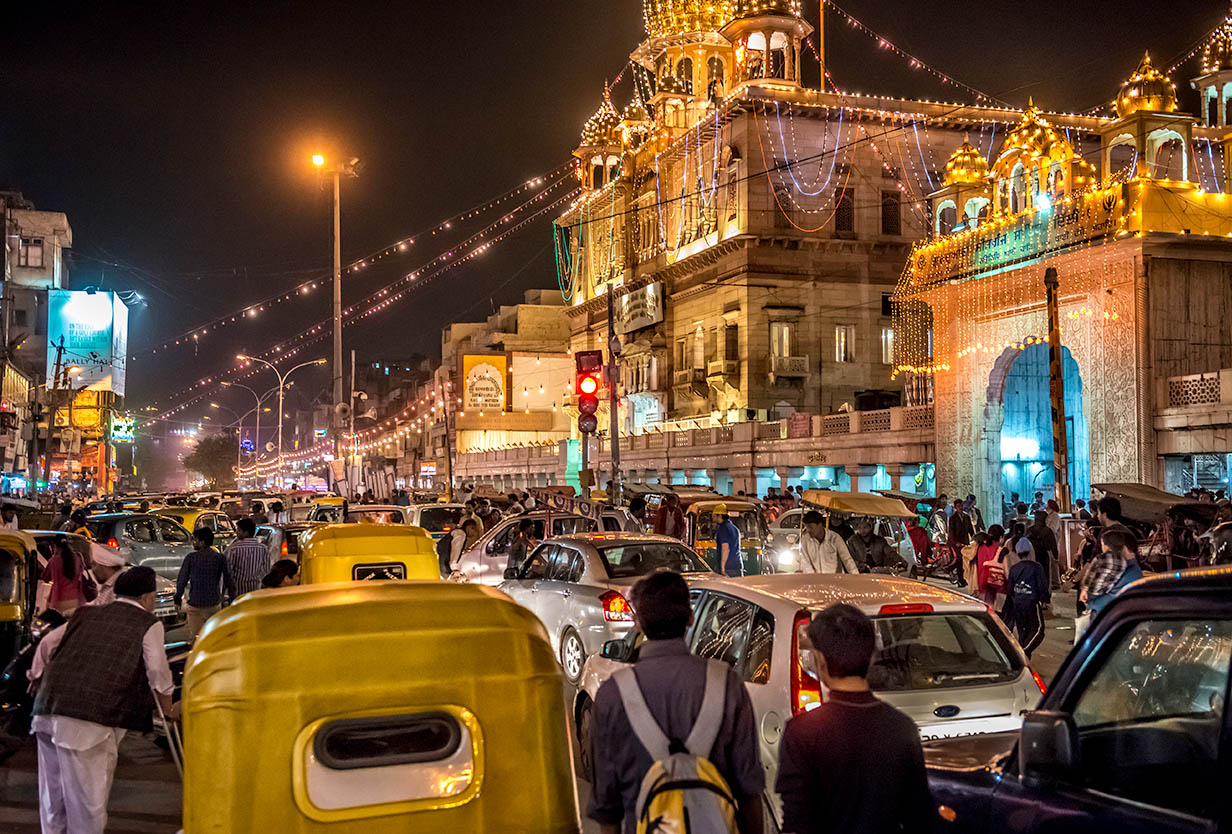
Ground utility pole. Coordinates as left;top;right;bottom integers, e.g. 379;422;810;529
442;376;455;502
1044;267;1071;513
331;169;343;462
607;285;622;506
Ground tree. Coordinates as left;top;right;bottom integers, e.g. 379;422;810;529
182;433;237;488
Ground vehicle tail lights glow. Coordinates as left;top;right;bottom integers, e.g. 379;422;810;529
600;591;634;623
791;610;821;715
107;538;120;550
1031;668;1047;694
878;603;934;615
280;540;289;556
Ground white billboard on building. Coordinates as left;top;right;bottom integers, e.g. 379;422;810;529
46;290;129;395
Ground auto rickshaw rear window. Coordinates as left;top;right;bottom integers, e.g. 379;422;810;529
315;713;462;770
0;547;17;602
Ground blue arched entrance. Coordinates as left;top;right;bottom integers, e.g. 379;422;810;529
996;344;1089;506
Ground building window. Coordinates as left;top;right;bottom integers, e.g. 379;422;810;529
724;323;739;360
881;191;901;235
18;238;44;269
770;322;793;358
881;293;893;317
12;310;27;328
676;58;694;95
834;188;855;234
693;326;706;370
881;328;894;365
835;325;855;363
705;327;717;364
675;338;688;371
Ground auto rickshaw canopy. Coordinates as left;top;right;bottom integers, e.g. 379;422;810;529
183;582;576;833
802;490;917;519
298;524;439;584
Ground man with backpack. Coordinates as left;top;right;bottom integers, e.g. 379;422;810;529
588;570;764;834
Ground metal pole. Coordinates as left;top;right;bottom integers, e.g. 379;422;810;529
443;378;455;502
276;375;285;490
1044;267;1071;513
607;287;621;505
332;170;344;461
581;433;590;500
349;349;356;496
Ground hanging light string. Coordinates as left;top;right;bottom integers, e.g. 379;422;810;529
154;186;579;419
131;162;575;359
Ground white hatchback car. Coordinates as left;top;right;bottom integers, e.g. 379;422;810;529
572;573;1044;829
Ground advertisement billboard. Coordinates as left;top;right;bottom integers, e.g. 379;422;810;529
462;354;507;412
111;414;136;443
46;290;129;395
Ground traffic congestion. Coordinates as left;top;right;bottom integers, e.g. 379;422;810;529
0;480;1221;834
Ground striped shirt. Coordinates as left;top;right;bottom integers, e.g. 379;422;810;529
225;537;271;598
177;546;234;607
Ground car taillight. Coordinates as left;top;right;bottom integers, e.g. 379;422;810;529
791;610;821;715
601;591;634;623
1031;668;1047;694
878;603;934;615
280;540;289;556
107;538;119;549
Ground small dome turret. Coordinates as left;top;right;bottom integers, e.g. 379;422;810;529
944;135;990;186
643;0;736;38
1203;10;1232;73
732;0;801;18
580;90;621;149
1116;53;1178;117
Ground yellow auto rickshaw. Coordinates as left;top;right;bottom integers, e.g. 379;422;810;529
682;498;769;575
182;582;578;833
298;524;440;584
0;531;38;670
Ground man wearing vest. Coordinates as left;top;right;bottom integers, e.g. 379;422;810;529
588;569;765;834
28;566;177;834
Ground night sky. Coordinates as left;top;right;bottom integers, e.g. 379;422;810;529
0;0;1220;420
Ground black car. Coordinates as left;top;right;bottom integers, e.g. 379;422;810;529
925;566;1232;834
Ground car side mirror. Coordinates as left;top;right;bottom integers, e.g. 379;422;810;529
503;567;519;580
486;540;496;554
600;639;631;662
1019;710;1079;788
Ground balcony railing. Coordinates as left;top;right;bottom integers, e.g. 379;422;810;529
707;359;739;378
770;355;809;377
673;368;705;386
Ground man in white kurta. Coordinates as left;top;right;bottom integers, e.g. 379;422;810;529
797;510;860;574
28;566;176;834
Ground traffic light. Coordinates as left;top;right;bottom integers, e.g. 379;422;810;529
575;350;603;435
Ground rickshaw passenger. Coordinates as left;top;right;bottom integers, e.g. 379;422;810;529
846;519;902;573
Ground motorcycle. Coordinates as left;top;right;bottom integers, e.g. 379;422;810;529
0;610;65;762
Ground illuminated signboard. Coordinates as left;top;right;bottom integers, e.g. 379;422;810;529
314;428;328;438
46;290;129;396
111;415;136;443
419;462;437;477
462;354;507;412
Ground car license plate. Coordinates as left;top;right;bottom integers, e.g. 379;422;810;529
918;715;1021;740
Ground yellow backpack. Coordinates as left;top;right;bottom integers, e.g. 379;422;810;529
613;661;740;834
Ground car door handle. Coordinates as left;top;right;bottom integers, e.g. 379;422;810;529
561;588;571;598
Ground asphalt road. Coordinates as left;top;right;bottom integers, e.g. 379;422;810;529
0;589;1078;833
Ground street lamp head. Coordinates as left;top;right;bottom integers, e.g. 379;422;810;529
210;403;220;409
312;154;326;167
316;359;328;365
220;381;232;387
66;366;82;374
236;354;248;361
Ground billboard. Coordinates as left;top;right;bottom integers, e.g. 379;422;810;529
462;354;507;412
46;290;129;396
111;414;136;443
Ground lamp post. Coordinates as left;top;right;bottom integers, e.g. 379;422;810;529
209;402;243;479
28;365;82;495
236;356;326;488
311;153;361;463
220;382;282;485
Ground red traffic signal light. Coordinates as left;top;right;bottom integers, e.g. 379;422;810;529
578;375;599;396
576;350;603;435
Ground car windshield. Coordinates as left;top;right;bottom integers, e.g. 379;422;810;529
694;510;762;540
418;507;462;533
344;510;406;524
866;613;1021;691
161;514;189;526
597;543;711;578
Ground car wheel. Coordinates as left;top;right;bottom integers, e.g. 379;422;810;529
560;627;585;685
576;697;595;782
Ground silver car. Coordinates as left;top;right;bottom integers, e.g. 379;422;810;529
498;533;715;684
456;508;640;586
767;508;918;572
307;503;410;524
84;513;194;581
572;573;1044;826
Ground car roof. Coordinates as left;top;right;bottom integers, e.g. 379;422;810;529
345;505;405;512
689;574;984;613
1120;564;1232;598
412;503;464;510
552;532;687;548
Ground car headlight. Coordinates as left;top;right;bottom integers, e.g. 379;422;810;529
777;545;800;567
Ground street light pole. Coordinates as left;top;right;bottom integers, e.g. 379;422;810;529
236;356;326;488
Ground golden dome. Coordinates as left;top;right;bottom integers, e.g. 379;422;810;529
580;90;621;148
944;135;989;186
732;0;801;17
1116;53;1177;117
621;92;652;124
1203;11;1232;73
1002;102;1070;158
643;0;736;38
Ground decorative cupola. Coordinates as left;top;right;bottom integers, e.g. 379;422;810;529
575;88;622;190
1191;5;1232;127
721;0;813;89
928;135;992;235
991;102;1097;215
1102;54;1195;183
619;89;654;151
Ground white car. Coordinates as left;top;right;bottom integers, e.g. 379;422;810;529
307;504;410;524
455;508;641;586
766;508;918;572
572;573;1044;828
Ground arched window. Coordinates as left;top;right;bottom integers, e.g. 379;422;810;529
746;34;766;79
676;58;694;95
1010;163;1027;213
708;56;724;86
1209;91;1220;127
770;32;789;79
938;204;958;236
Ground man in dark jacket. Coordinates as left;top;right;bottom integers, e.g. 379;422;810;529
28;567;177;834
776;604;932;834
1026;511;1060;591
846;519;902;573
1008;538;1050;657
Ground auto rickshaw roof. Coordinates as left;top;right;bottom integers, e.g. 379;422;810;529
298;522;433;555
1092;482;1212;525
802;490;917;519
686;499;760;513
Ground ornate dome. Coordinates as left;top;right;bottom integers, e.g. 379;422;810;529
656;72;689;96
580;90;621;148
621;91;652;124
643;0;736;38
1116;53;1177;117
944;135;990;186
1001;102;1071;158
732;0;802;18
1203;11;1232;73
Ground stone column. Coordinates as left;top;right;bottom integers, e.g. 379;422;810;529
763;31;771;81
845;464;880;493
883;463;920;492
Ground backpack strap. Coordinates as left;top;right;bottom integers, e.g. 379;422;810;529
613;667;671;761
683;660;728;758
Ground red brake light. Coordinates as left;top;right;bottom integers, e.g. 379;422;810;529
878;603;934;615
791;610;822;715
1031;668;1047;694
107;538;119;549
280;540;289;556
600;591;634;623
